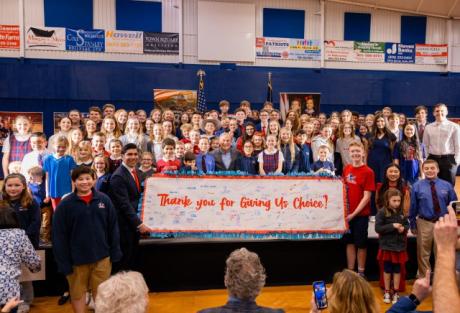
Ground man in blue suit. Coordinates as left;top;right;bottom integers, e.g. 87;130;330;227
211;133;241;171
109;143;152;271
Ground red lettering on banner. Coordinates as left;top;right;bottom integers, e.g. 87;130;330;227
274;197;288;209
292;196;327;209
240;197;271;211
219;197;235;210
195;199;216;211
157;193;192;208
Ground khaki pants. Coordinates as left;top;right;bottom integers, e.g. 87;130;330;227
416;218;437;277
66;257;112;300
40;205;53;243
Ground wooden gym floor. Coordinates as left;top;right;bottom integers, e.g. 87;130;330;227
32;282;433;313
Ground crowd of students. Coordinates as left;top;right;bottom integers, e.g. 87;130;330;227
0;100;459;313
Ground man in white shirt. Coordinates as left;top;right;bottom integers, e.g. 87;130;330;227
423;103;460;186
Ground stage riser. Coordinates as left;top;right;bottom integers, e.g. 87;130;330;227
34;238;420;296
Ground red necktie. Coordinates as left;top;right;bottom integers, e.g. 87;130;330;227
430;181;441;215
132;169;140;191
262;126;266;134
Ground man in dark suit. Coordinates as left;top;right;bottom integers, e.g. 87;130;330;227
198;248;284;313
109;143;152;271
212;133;241;171
414;105;428;143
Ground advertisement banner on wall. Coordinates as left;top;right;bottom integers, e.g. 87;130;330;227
65;29;105;52
255;37;321;60
354;41;385;63
143;32;179;54
0;25;20;50
105;30;143;54
142;175;347;239
324;40;354;62
289;39;321;60
25;26;66;50
415;44;448;65
384;43;415;63
256;37;290;59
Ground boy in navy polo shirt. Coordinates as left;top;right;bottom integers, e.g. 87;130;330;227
53;166;121;313
342;141;375;278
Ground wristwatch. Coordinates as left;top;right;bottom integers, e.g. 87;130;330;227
408;293;420;306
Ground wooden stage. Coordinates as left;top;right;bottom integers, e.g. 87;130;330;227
32;282;433;313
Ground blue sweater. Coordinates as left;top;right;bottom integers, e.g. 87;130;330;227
240;155;258;174
28;182;46;207
52;190;122;275
9;199;41;248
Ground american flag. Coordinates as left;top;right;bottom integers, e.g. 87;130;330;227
197;74;207;113
266;73;273;102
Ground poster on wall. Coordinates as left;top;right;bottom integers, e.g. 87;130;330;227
25;27;66;50
255;37;321;60
354;41;385;63
384;43;415;63
105;30;143;54
143;32;179;54
256;37;290;59
324;40;354;62
153;89;197;121
279;92;321;121
0;25;20;50
53;112;89;133
0;112;43;146
415;44;448;65
289;39;321;60
141;175;347;239
65;29;105;52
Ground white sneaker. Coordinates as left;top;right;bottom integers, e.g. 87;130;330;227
88;296;95;311
17;303;30;313
392;293;400;304
383;292;391;304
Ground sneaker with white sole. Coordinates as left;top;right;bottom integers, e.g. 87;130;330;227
17;303;30;313
392;293;400;304
383;291;391;304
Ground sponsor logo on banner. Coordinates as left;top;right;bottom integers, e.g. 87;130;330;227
289;39;321;60
354;41;385;63
0;25;20;50
324;40;354;62
415;44;448;65
385;43;415;63
256;37;290;59
256;37;321;60
65;29;105;52
26;27;66;50
143;32;179;54
105;30;143;54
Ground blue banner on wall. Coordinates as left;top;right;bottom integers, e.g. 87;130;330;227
65;29;105;52
385;43;415;63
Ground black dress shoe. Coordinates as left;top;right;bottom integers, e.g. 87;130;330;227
58;292;70;305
